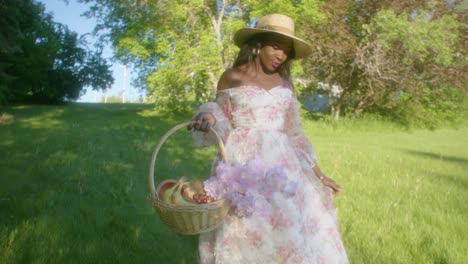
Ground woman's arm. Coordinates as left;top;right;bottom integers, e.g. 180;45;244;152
285;94;342;194
189;70;235;146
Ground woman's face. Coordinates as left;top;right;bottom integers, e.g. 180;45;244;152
258;33;293;73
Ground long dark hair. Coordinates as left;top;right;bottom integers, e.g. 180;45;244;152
233;33;296;89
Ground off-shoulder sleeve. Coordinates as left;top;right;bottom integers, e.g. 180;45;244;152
285;95;318;168
192;90;233;147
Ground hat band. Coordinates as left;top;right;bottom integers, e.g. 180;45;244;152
256;24;295;36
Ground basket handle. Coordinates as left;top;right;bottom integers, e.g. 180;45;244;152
149;121;227;202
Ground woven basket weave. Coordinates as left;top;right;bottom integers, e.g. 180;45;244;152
149;121;231;235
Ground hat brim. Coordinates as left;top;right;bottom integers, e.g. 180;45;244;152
234;28;313;59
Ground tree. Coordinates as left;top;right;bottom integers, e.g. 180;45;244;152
80;0;465;126
0;0;39;103
79;0;325;112
303;0;463;123
0;0;114;104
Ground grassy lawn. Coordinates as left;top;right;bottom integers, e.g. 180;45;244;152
1;103;467;263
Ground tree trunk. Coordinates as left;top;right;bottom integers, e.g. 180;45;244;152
207;0;226;68
332;104;341;120
207;71;219;95
328;82;341;121
352;96;368;118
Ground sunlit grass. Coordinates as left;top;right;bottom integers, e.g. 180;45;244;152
307;119;468;264
0;103;467;263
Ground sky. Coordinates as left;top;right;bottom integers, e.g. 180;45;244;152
41;0;142;103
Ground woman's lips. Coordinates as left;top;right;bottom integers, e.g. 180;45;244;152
272;62;280;69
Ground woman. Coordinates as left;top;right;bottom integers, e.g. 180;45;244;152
189;14;349;263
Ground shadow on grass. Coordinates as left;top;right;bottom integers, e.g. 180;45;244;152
402;149;468;191
403;149;468;167
428;172;468;191
0;103;216;263
302;110;329;121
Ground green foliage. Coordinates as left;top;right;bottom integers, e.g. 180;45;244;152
304;1;464;124
386;84;468;129
104;96;124;103
80;0;325;110
0;0;113;104
80;0;465;127
367;10;459;67
246;0;325;32
356;9;466;128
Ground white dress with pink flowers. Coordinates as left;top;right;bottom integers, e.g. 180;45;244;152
192;86;349;264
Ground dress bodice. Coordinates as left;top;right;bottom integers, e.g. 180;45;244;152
218;86;292;131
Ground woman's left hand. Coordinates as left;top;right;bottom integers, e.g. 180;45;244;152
320;175;342;195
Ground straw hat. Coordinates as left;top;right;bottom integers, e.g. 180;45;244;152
233;14;313;59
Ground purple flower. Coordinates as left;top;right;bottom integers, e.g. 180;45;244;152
203;160;299;218
204;175;225;199
262;167;288;198
282;181;298;197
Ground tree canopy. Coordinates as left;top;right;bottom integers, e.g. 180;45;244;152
80;0;466;126
0;0;114;104
79;0;325;112
304;0;465;125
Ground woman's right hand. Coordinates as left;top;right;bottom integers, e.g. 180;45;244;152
188;112;216;132
320;175;342;195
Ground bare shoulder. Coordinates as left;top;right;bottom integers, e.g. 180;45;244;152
217;68;244;91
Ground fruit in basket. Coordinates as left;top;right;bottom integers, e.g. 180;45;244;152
180;180;215;204
193;193;215;204
161;177;194;206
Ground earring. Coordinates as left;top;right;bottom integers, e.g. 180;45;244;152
252;48;260;56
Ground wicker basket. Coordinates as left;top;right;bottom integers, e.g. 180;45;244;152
149;121;231;235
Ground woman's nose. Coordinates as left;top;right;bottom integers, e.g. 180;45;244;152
276;49;287;61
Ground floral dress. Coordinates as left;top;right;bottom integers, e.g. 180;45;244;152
192;86;349;264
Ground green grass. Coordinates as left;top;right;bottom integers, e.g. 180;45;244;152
1;103;467;263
